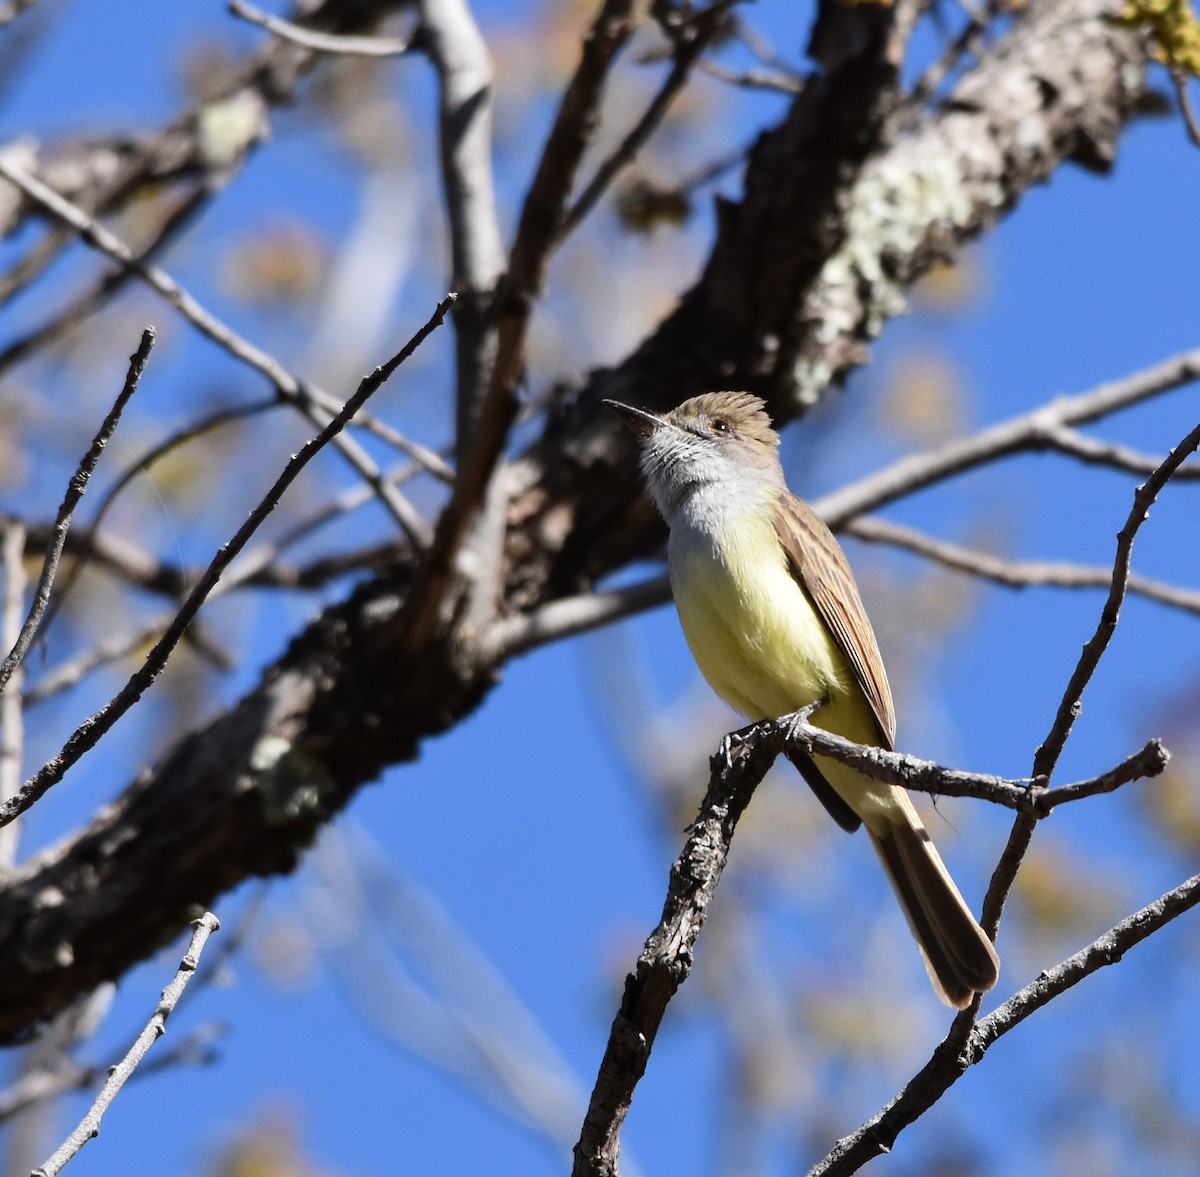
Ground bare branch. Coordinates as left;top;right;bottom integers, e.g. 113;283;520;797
0;520;26;868
846;515;1200;616
572;703;820;1177
0;154;431;548
778;717;1167;814
0;295;454;831
978;414;1200;956
0;330;151;701
486;574;671;660
402;0;641;655
808;869;1200;1176
229;0;412;55
562;3;736;238
814;348;1200;527
31;912;220;1177
1033;416;1200;780
1040;421;1200;479
417;0;505;446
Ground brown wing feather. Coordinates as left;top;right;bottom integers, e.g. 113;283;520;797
772;492;896;749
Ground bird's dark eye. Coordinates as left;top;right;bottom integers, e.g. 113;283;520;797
710;418;731;435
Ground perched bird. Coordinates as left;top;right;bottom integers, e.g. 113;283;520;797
607;391;999;1008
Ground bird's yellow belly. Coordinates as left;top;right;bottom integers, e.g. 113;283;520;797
669;515;877;747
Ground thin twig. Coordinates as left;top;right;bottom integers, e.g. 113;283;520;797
0;154;431;547
229;0;412;55
696;59;802;93
846;516;1200;616
0;520;26;868
31;913;221;1177
813;348;1200;527
0;330;152;702
808;868;1200;1176
778;718;1169;814
21;618;174;708
0;295;454;830
562;3;734;238
1033;416;1200;781
1040;422;1200;480
981;414;1200;950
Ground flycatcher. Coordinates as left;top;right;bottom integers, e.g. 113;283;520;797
606;391;999;1008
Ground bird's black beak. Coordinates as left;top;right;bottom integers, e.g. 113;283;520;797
603;399;660;440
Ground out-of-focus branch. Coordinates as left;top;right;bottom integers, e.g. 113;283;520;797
0;153;432;548
846;516;1200;616
562;2;735;238
0;296;453;831
417;0;504;449
486;574;671;660
400;0;641;653
0;519;26;868
1040;421;1200;479
808;869;1200;1176
0;331;151;702
22;620;175;708
31;913;220;1177
0;184;215;380
229;0;412;55
814;347;1200;527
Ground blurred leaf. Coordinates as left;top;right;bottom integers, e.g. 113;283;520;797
1013;842;1127;941
615;177;692;233
878;350;970;444
222;221;329;307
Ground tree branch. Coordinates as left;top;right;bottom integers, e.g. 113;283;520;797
31;913;220;1177
0;297;453;831
808;869;1200;1175
846;515;1200;617
0;153;432;548
0;330;151;701
572;706;816;1177
229;0;412;55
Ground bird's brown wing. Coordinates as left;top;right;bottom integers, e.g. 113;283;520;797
772;491;896;750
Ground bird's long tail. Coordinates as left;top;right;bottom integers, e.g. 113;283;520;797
867;794;999;1009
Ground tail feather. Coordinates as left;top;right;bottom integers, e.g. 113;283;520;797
868;797;999;1008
